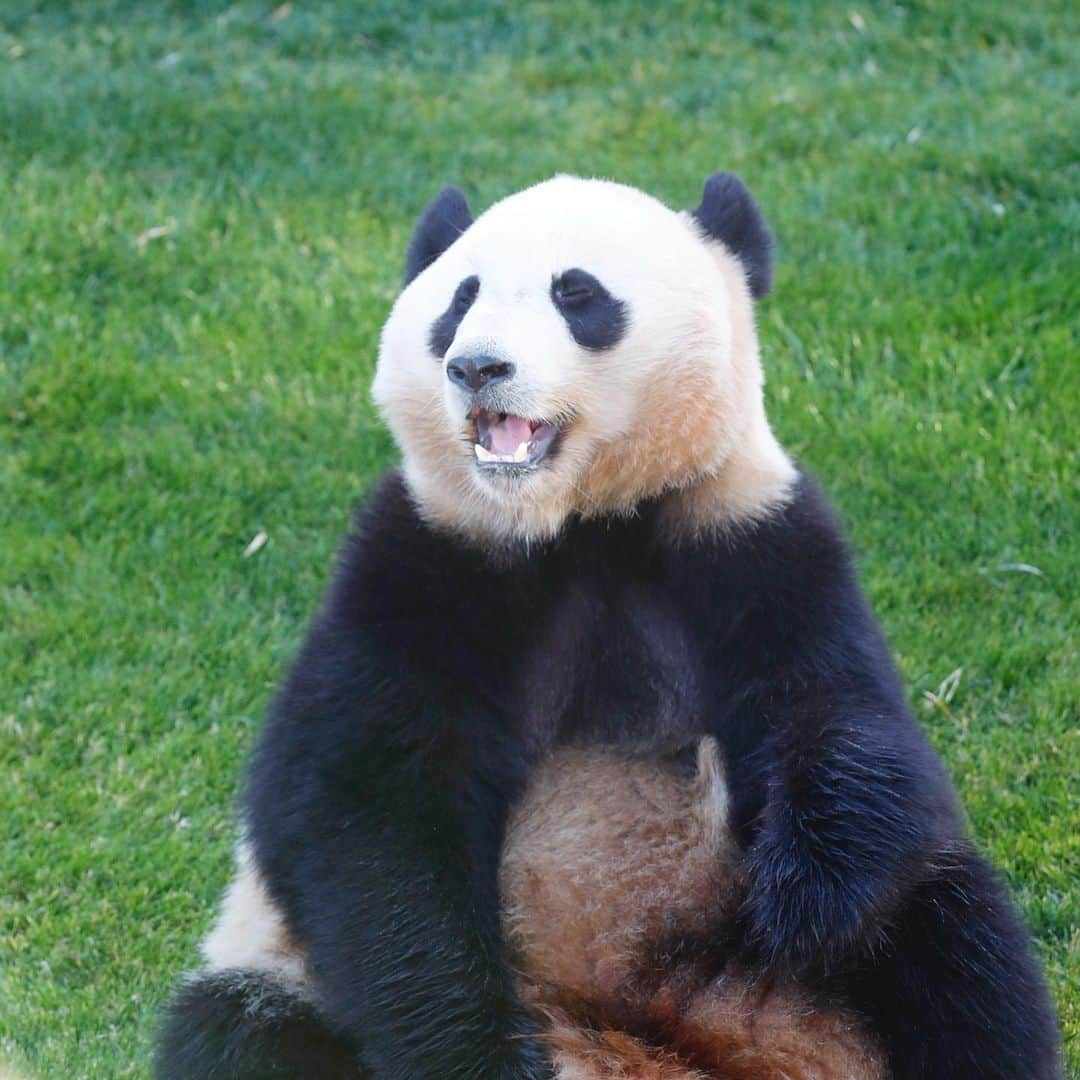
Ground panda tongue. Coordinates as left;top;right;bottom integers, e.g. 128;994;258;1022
488;414;533;455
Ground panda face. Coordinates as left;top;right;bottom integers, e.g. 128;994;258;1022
435;262;630;476
373;175;793;546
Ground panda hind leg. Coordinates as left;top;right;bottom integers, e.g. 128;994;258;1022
154;968;367;1080
849;842;1063;1080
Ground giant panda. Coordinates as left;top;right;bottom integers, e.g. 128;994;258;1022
156;173;1062;1080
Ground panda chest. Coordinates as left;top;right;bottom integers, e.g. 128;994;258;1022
516;576;705;747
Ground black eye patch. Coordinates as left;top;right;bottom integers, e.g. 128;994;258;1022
551;268;629;351
428;275;480;358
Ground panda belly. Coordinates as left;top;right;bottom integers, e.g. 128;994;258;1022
499;740;886;1080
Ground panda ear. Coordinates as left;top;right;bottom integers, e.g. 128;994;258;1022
691;172;774;299
403;186;474;287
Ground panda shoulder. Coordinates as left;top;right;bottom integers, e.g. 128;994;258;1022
679;468;854;581
348;468;423;543
321;468;478;632
668;468;875;658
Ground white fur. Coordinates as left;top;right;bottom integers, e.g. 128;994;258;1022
373;175;796;547
201;841;312;995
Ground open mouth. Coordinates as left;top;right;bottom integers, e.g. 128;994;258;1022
469;408;560;470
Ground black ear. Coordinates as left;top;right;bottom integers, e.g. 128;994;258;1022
403;186;473;286
691;172;774;299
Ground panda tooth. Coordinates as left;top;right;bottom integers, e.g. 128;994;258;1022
474;441;533;465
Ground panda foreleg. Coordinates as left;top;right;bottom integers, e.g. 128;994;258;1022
737;685;938;973
731;683;1062;1076
246;673;555;1080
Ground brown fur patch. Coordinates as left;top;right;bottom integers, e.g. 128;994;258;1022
661;245;796;540
673;981;886;1080
501;741;886;1079
580;356;741;520
534;1002;713;1080
500;740;737;1009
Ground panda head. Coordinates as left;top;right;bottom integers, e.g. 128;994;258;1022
373;173;795;547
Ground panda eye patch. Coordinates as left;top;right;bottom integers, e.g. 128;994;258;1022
551;268;629;352
429;274;480;358
454;276;480;312
552;270;595;307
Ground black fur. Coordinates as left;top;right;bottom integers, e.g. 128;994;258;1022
692;171;774;298
428;274;480;358
155;970;364;1079
187;470;1061;1080
550;267;629;350
403;186;473;287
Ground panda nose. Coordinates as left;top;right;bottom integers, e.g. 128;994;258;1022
446;354;516;392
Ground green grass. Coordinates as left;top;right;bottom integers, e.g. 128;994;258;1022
1;1;1076;1076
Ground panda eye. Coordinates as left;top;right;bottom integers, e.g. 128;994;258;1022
454;275;480;312
552;270;595;308
549;268;629;351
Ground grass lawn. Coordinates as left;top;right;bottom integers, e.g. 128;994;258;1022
1;1;1077;1076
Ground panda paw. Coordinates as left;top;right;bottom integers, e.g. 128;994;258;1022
741;829;878;972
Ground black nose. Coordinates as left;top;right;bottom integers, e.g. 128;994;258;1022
446;354;515;392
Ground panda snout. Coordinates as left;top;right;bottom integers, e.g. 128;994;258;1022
446;353;516;393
